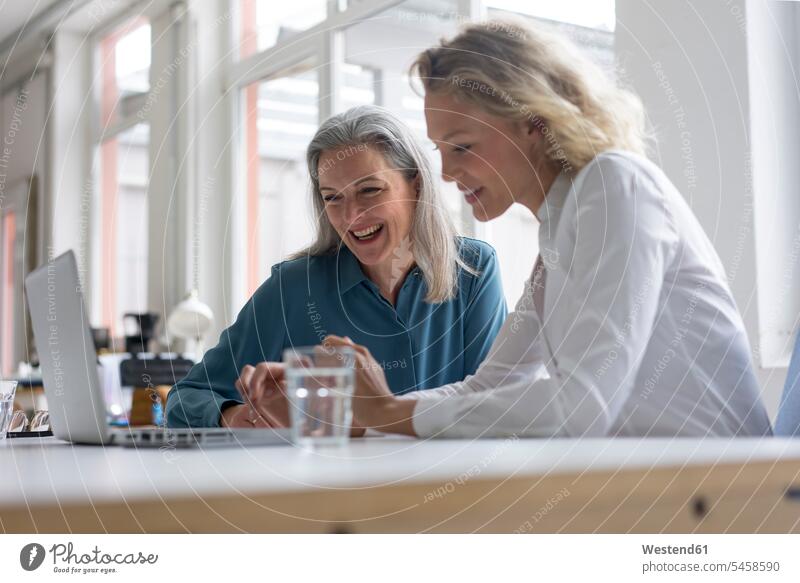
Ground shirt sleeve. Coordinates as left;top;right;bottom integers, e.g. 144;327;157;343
410;156;678;438
403;266;550;403
459;245;508;377
165;265;287;428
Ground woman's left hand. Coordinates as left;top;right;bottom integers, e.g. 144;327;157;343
228;362;291;428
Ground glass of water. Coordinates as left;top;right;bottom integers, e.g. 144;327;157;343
0;380;19;441
283;346;355;447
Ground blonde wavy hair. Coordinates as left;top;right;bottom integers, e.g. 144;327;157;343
411;18;648;173
293;105;474;303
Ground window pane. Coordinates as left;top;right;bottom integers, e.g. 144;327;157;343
238;0;329;59
97;18;152;339
99;124;150;337
342;1;472;234
115;24;151;94
486;1;615;72
100;21;151;131
341;62;376;112
242;70;319;296
1;212;15;376
485;0;615;31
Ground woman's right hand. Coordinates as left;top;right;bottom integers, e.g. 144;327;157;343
324;335;417;435
220;362;290;428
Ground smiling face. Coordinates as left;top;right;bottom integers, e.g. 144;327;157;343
424;90;554;221
318;145;418;270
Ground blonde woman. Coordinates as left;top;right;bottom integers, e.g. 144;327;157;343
253;20;772;438
166;105;506;428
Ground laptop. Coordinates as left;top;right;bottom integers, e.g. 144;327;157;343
25;250;290;448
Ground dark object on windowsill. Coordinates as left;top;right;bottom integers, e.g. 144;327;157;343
6;430;53;438
92;327;111;352
123;312;160;355
119;355;194;387
120;354;194;426
13;377;44;388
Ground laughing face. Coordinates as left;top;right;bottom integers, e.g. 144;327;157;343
318;145;418;271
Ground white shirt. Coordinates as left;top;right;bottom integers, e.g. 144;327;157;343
407;151;772;438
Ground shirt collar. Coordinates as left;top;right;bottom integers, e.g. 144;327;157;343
535;172;572;227
337;245;370;293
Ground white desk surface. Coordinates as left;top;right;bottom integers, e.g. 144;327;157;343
2;435;800;508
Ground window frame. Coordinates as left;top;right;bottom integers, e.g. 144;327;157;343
90;16;152;338
88;0;188;339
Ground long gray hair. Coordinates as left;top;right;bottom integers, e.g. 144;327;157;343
294;105;472;303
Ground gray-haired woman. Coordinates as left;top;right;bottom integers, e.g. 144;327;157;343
166;105;507;429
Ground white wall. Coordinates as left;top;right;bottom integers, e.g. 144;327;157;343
615;0;792;419
746;0;800;370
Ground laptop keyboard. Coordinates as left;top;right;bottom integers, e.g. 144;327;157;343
113;427;288;448
115;428;231;448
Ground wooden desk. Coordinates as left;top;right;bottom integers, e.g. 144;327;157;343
2;436;800;533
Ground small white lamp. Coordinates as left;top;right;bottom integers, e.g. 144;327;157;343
167;290;214;360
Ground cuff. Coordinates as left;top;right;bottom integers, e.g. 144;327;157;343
204;396;242;427
410;393;454;438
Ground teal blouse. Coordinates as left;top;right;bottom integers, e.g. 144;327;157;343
166;238;506;427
